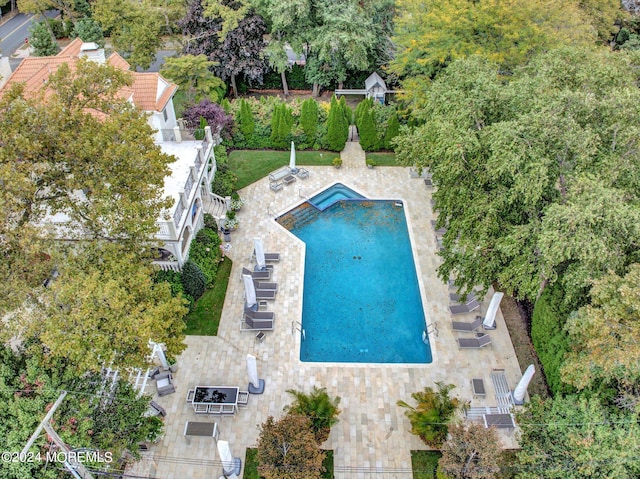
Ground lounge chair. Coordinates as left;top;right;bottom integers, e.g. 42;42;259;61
296;168;309;179
241;267;271;281
252;249;280;263
270;180;283;192
449;299;481;315
255;289;276;300
253;279;277;292
452;315;483;332
449;291;477;303
483;413;515;429
242;312;274;331
457;334;492;349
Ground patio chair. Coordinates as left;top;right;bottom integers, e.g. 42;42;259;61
252;249;280;263
242;313;274;331
270;180;283;192
449;299;481;315
186;389;195;403
483;413;515;429
452;315;483;332
155;372;176;397
253;278;277;292
296;168;309;179
449;291;477;303
237;391;249;408
255;288;276;300
457;334;492;349
241;266;271;281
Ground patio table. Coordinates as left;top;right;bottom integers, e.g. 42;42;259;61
192;386;239;415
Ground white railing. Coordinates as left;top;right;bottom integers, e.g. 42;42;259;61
154;260;181;272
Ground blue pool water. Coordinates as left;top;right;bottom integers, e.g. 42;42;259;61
285;192;432;364
308;183;365;211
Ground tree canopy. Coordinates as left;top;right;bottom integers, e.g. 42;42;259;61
394;47;640;303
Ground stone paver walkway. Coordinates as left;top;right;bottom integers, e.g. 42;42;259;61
127;140;523;479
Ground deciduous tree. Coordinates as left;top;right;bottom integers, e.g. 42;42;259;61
183;99;234;139
439;423;502;479
160;54;225;103
257;414;326;479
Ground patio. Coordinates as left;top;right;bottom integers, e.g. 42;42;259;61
128;145;523;478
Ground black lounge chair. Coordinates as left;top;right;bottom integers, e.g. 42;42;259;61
452;316;483;332
241;267;271;281
242;311;274;331
449;299;481;315
457;334;492;349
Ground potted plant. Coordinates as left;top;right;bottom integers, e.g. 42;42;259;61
333;157;343;169
230;192;244;211
366;158;376;169
165;355;178;372
221;210;239;231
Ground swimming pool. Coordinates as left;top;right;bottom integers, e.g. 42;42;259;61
308;183;365;211
279;186;432;363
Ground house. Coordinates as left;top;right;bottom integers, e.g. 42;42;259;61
0;39;227;271
335;72;395;104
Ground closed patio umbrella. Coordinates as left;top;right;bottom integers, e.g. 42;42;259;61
254;237;266;271
242;274;257;311
482;292;504;330
512;364;535;405
289;141;298;174
217;440;241;478
246;354;265;394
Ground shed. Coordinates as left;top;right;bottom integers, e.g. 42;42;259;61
364;72;387;104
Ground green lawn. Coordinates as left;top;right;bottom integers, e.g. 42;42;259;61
229;150;335;189
244;448;334;478
411;450;442;479
184;257;232;335
365;152;397;166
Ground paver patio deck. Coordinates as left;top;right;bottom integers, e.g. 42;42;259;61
127;141;523;479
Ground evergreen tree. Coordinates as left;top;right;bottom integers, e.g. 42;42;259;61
326;96;348;152
359;108;380;151
181;260;206;300
270;103;290;149
383;112;400;150
339;95;351;124
30;21;59;56
300;98;319;143
237;99;255;139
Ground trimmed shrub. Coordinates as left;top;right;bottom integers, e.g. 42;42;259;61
358;108;380;151
384;112;400;150
300;98;319;143
237;99;255;138
203;213;217;230
270;103;291;149
325;95;348;152
181;260;206;300
211;160;237;197
531;284;574;396
154;269;193;311
188;228;222;287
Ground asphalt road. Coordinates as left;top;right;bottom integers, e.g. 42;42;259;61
0;11;58;70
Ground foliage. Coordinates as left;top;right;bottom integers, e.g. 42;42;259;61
160;55;225;103
154;269;192;310
188;227;222;287
183;99;234;139
210;13;268;95
383;112;400;150
578;0;626;43
237;99;256;138
179;0;222;57
181;260;206;300
47;18;68;38
365;157;376;167
325;96;348;152
92;0;164;69
71;18;105;46
412;450;444;479
394;48;640;303
391;0;595;80
530;284;575;396
257;414;326;479
516;396;640;478
22;243;187;372
285;386;341;443
211;160;238;197
332;157;342;167
0;345;164;478
561;265;640;392
397;382;468;447
300;98;319;143
184;254;231;335
270;103;293;149
358;106;381;151
30;21;59;56
438;422;502;479
0;59;174;316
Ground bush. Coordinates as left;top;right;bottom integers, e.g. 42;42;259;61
188;228;222;287
154;269;193;310
181;260;206;300
325;96;348;152
270;103;292;149
183;100;234;140
211;161;237;197
384;113;400;150
300;98;319;143
203;213;217;230
237;99;255;138
531;284;574;396
47;18;66;39
71;18;104;46
359;109;381;151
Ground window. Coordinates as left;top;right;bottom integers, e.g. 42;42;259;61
162;108;168;122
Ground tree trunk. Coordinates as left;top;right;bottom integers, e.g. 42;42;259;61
230;75;238;98
338;81;343;90
312;82;319;97
281;70;289;96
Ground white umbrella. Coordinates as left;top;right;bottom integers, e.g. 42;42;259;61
242;274;257;310
254;237;266;271
217;440;239;477
482;292;504;330
289;141;298;173
513;364;535;404
247;354;260;389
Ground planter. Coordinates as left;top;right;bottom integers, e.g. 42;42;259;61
169;363;178;373
367;164;374;169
